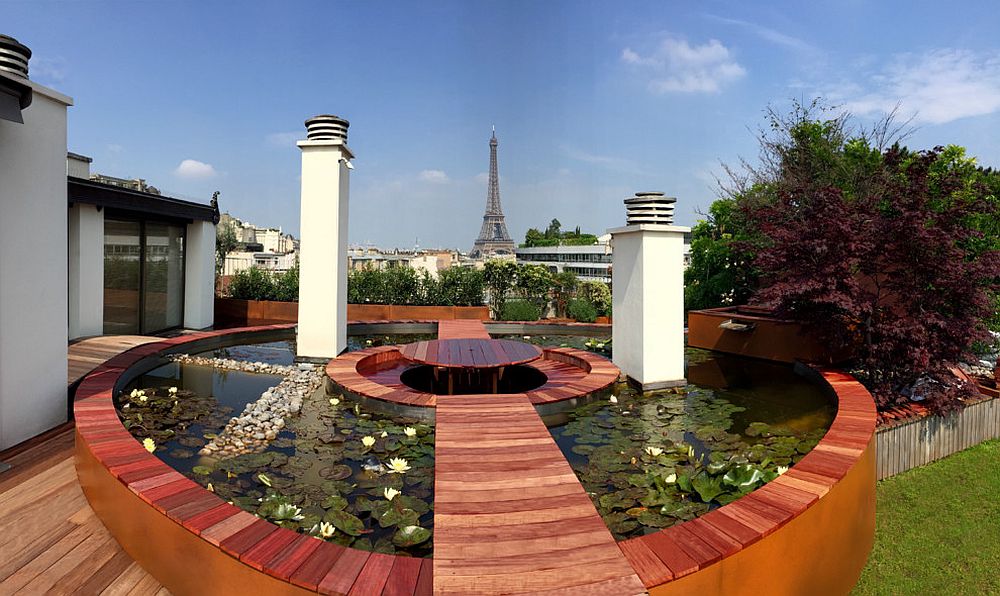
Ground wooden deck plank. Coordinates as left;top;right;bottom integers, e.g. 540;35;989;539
68;335;160;387
432;393;644;595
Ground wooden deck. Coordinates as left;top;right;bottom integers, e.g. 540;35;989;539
68;335;160;387
432;394;645;594
436;320;491;340
0;425;167;595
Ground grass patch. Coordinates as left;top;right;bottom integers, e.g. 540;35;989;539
854;439;1000;595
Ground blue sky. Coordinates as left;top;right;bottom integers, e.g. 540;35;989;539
8;1;1000;249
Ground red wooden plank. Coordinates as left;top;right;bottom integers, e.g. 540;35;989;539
290;541;346;591
382;556;422;596
319;547;370;595
347;552;394;595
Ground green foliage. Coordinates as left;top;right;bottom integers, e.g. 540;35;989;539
551;271;578;317
567;297;597;323
228;266;277;301
215;222;238;275
272;263;299;302
580;281;612;316
516;264;555;311
346;265;485;306
483;259;518;318
683;197;759;311
500;299;541;321
521;218;599;247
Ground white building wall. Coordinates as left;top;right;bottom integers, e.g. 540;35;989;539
610;224;688;389
184;219;216;330
297;139;351;358
68;203;104;339
0;75;72;449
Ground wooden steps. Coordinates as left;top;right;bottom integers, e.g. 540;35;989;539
432;394;645;594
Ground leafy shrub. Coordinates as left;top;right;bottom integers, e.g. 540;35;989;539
228;266;277;301
501;299;541;321
579;281;611;316
483;259;518;318
437;266;485;306
272;264;299;302
347;265;485;306
567;297;597;323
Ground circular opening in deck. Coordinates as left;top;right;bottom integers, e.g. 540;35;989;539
399;364;547;395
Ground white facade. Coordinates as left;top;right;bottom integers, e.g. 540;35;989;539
223;250;297;275
68;203;104;338
515;236;613;283
0;72;72;449
610;223;690;390
184;220;216;330
297;137;352;358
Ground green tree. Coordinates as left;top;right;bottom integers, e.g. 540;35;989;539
545;218;562;239
516;264;555;313
551;271;578;318
483;259;518;319
215;222;238;274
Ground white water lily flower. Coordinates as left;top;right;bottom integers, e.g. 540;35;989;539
687;445;696;458
142;438;156;453
665;473;677;483
387;457;411;474
206;483;214;492
776;465;789;475
403;427;417;438
257;473;272;487
361;435;376;448
329;398;340;406
274;503;304;521
139;393;148;403
365;339;373;346
384;487;401;501
168;386;178;395
317;521;336;538
609;395;618;404
645;446;664;457
380;431;388;438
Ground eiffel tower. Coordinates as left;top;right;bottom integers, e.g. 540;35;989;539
469;127;515;258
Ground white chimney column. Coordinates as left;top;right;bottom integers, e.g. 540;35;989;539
296;115;353;358
609;192;690;390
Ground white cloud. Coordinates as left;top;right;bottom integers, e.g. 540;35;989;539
29;56;68;84
417;169;450;184
474;172;490;184
174;159;217;179
266;131;301;147
561;145;647;175
622;37;746;94
704;15;816;54
837;49;1000;125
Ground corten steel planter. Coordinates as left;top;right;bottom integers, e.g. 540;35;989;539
687;306;851;364
214;298;490;328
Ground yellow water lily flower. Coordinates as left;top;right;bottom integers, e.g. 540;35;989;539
130;389;139;398
665;473;677;483
403;427;417;438
206;483;214;492
317;521;336;538
380;431;388;438
168;386;178;395
687;445;696;458
776;465;789;475
329;398;340;406
645;446;664;457
609;395;618;404
361;436;376;448
384;487;401;501
142;438;156;453
387;457;411;474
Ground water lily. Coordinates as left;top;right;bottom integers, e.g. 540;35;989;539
361;435;376;448
257;473;272;487
130;389;139;398
274;502;304;521
380;431;388;438
384;487;401;501
609;395;618;404
329;398;340;406
316;521;336;538
387;457;411;474
206;483;214;492
645;446;664;457
403;427;417;438
664;473;677;483
365;339;373;346
168;386;178;395
142;438;156;453
687;445;696;459
139;393;148;403
776;465;789;475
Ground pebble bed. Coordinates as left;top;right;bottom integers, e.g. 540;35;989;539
168;354;326;458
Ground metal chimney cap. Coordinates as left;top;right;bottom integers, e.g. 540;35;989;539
625;191;677;225
0;34;32;79
304;114;349;141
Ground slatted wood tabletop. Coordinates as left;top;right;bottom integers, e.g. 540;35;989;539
0;425;168;595
69;335;161;386
432;394;645;595
399;339;542;370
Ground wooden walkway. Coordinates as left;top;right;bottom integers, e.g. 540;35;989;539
68;335;160;386
0;425;167;595
433;394;645;594
436;320;491;340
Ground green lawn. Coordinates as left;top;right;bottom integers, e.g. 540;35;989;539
854;439;1000;595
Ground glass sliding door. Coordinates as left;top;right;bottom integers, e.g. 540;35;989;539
103;219;142;334
103;217;187;335
143;223;185;332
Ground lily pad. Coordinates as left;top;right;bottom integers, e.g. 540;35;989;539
323;509;365;536
392;525;431;547
319;464;353;481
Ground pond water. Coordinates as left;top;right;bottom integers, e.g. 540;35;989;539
119;334;437;557
118;332;834;553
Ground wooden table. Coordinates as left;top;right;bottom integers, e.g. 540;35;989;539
398;338;542;394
